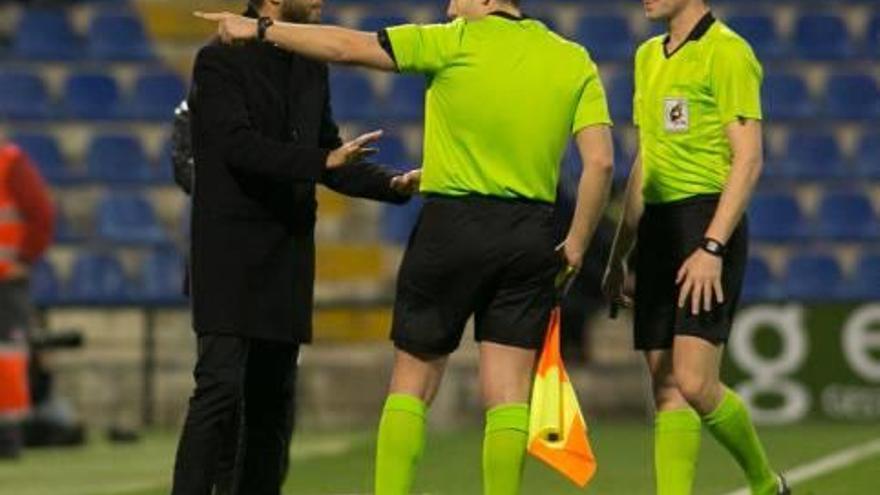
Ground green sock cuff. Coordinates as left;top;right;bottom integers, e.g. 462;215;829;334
704;388;741;425
485;403;529;434
656;408;702;432
384;394;427;418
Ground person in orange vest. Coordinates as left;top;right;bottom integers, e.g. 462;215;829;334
0;138;55;459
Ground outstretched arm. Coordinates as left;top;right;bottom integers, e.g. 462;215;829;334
195;12;397;71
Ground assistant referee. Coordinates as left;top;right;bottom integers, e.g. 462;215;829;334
198;1;614;494
603;1;788;495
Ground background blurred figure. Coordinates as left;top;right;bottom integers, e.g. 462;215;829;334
0;139;55;459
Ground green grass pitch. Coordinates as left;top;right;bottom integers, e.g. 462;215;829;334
1;421;877;494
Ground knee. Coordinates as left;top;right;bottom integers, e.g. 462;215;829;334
191;366;243;407
651;374;687;411
674;370;718;409
480;370;532;410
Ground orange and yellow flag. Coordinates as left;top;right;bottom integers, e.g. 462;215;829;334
528;307;597;487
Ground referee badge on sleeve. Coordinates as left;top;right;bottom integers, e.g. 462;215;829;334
664;97;690;133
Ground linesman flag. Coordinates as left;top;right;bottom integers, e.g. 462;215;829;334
527;289;597;487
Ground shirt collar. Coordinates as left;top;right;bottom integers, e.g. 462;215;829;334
663;12;716;58
489;11;527;21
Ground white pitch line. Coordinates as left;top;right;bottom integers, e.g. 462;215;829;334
721;437;880;495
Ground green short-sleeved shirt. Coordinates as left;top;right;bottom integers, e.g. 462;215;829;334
385;14;611;203
634;14;763;204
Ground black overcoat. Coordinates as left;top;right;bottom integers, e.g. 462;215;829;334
189;38;407;343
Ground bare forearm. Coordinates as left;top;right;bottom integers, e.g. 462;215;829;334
705;121;764;243
566;127;614;255
266;23;395;70
609;156;643;263
566;161;613;254
705;155;762;243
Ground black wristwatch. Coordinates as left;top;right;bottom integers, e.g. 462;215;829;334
701;237;726;258
257;16;275;41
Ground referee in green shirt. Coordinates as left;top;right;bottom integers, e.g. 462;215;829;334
197;1;614;494
602;1;789;494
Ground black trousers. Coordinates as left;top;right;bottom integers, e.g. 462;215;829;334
172;335;299;495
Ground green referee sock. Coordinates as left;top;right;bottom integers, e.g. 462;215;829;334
483;403;529;495
374;394;427;495
655;408;702;495
703;388;777;495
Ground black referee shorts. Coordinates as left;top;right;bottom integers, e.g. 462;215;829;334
391;195;559;356
634;194;748;351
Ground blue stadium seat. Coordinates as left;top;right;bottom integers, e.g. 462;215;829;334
815;190;880;240
762;74;813;121
382;197;423;245
606;73;633;122
373;133;410;169
329;71;377;120
87;12;153;60
384;76;424;120
357;15;409;32
748;192;809;241
823;74;880;120
126;71;186;121
86;134;155;184
0;71;52;120
53;208;82;244
575;15;634;61
781;253;844;301
12;133;78;184
724;15;787;59
67;252;131;304
855;132;880;178
780;131;848;180
844;253;880;300
868;15;880;58
742;256;777;303
140;248;186;304
793;14;856;60
156;137;175;183
96;193;167;245
13;10;82;60
62;72;120;120
30;259;62;306
612;134;632;182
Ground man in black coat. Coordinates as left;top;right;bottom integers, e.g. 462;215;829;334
172;1;420;493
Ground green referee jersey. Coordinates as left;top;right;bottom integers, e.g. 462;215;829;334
634;13;763;204
383;13;611;203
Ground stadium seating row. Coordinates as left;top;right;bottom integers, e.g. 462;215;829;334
14;132;172;184
6;8;880;63
474;13;880;61
32;249;185;305
3;66;877;123
0;69;185;121
29;247;880;306
750;190;880;241
14;128;880;187
9;10;152;61
54;192;174;246
40;185;880;248
744;253;880;302
333;70;880;123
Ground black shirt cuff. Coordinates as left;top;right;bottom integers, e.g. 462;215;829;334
377;29;397;64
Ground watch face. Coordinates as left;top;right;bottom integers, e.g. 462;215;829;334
705;240;723;255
